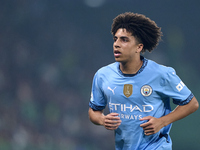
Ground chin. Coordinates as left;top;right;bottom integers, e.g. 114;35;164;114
115;57;121;62
115;58;124;63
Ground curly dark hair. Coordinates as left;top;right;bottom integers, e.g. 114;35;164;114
111;12;162;53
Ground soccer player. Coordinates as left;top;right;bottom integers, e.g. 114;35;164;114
88;12;199;150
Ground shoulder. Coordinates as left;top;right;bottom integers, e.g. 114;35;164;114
92;62;118;87
96;62;118;76
147;59;175;75
145;59;177;87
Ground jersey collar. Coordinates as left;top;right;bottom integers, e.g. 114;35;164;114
117;56;148;77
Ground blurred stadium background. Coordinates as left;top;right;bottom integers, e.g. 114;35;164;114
0;0;199;149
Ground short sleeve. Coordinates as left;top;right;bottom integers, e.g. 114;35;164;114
161;67;193;105
89;71;107;111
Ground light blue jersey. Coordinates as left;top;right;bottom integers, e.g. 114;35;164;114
89;56;193;150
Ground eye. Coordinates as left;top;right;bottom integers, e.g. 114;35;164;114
113;37;117;42
121;37;129;42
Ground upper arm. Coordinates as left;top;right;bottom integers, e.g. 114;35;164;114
90;71;107;110
161;67;193;105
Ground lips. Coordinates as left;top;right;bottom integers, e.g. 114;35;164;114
114;50;121;57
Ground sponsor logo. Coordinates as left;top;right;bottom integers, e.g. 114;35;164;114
141;85;152;97
109;102;154;120
123;84;133;98
108;86;116;95
109;102;154;112
119;113;143;120
176;81;185;92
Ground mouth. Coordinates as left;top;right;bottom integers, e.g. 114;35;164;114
114;50;121;58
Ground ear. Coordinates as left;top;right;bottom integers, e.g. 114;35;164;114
136;43;144;53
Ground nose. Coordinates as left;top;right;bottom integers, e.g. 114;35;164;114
113;39;120;48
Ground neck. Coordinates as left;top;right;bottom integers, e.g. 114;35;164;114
120;57;143;74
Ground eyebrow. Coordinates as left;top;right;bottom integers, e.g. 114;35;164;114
114;36;129;39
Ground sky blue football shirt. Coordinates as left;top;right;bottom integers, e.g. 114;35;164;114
89;56;193;150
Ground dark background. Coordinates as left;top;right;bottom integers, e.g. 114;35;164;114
0;0;199;149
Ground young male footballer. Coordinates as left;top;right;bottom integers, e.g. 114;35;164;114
88;12;199;150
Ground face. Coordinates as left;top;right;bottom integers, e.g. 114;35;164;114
113;28;143;64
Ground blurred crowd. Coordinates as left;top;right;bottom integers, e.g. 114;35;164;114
0;1;114;149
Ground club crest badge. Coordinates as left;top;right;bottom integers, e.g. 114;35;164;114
123;84;133;98
141;85;152;97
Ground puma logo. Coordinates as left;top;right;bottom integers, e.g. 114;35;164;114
108;87;116;95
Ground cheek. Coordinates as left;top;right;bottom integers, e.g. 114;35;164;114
123;45;135;53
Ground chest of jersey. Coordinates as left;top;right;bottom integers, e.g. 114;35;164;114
101;73;164;116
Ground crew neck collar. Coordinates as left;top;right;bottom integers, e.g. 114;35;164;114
117;56;148;77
